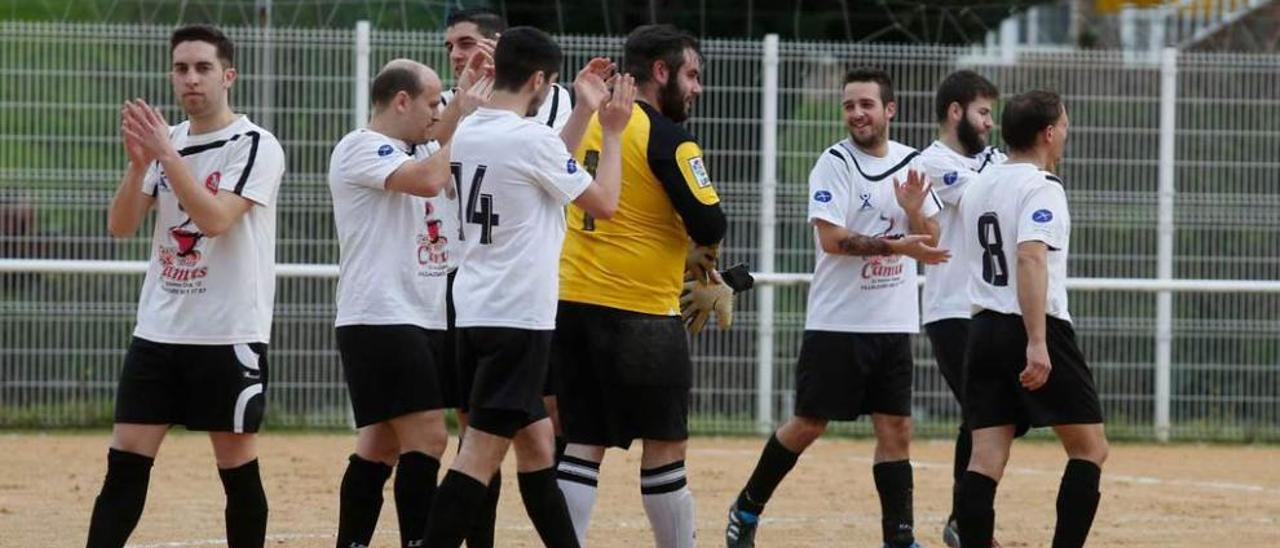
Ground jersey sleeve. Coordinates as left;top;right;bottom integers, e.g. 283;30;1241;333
807;149;851;227
646;124;727;245
334;133;414;192
1016;182;1069;250
528;127;593;205
217;132;286;207
141;160;163;197
916;150;977;207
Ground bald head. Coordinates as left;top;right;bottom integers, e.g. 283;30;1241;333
371;58;441;110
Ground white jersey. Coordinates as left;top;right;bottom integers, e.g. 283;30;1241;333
435;83;572;273
135;115;285;345
449;107;593;330
918;141;1006;324
442;83;572;132
805;139;941;333
328;128;450;329
960;162;1072;323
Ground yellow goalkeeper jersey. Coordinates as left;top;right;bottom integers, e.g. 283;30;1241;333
559;101;726;315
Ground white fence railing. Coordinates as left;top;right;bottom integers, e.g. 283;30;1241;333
1;22;1278;441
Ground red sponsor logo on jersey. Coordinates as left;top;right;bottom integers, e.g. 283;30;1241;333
862;256;904;279
204;171;221;194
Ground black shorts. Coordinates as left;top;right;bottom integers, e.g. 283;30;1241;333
963;310;1104;432
337;324;445;427
553;301;692;449
793;331;913;421
114;337;268;433
925;318;970;405
456;326;551;438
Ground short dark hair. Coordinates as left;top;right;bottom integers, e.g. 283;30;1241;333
492;26;562;92
446;7;507;38
171;25;234;67
844;67;894;104
935;70;998;122
1001;89;1065;152
370;67;424;107
624;24;700;85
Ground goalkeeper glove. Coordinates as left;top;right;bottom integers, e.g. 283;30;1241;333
680;264;753;335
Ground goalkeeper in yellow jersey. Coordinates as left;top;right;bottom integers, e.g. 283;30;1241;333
551;24;745;548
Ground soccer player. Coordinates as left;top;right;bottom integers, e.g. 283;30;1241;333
422;27;635;548
327;59;481;548
725;68;949;548
90;24;285;548
552;24;728;548
438;8;572;141
916;69;1006;547
956;89;1108;548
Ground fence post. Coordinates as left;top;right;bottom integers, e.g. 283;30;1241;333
353;21;371;130
1155;47;1178;443
756;34;780;435
255;0;274;130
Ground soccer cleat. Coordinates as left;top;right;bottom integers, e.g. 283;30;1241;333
725;502;759;547
943;517;960;547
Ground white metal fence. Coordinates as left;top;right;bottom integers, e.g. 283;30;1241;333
1;22;1277;441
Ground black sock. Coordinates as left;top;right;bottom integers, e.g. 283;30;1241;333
86;448;154;548
736;434;800;515
873;460;915;547
950;426;972;522
219;459;269;548
956;471;998;548
394;452;440;548
336;454;392;548
465;469;500;548
518;467;581;548
424;470;490;548
555;436;567;463
1052;459;1102;548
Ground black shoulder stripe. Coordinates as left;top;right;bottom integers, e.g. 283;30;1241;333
976;151;994;172
930;190;943;210
826;148;849;168
546;85;561;127
178;133;241;156
1045;174;1063;185
232;131;261;195
842;145;920;181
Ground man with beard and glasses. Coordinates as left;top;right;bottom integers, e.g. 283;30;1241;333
725;68;948;548
916;70;1007;548
552;24;731;548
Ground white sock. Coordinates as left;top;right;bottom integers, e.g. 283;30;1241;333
640;461;696;548
556;455;600;546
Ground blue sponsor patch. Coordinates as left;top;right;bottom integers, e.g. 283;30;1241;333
943;171;959;186
567;158;579;174
377;144;394;157
1032;209;1054;223
813;190;832;203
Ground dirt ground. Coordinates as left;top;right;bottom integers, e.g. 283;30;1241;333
1;433;1277;547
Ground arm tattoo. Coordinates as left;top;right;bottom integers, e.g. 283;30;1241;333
837;233;891;256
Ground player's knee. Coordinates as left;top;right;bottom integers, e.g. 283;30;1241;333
782;416;828;447
1072;438;1109;466
641;439;687;467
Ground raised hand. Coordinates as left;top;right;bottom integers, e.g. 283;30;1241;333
120;99;176;161
120;102;152;167
893;169;931;214
456;49;494;92
455;74;494;116
572;57;616;112
598;74;636;135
